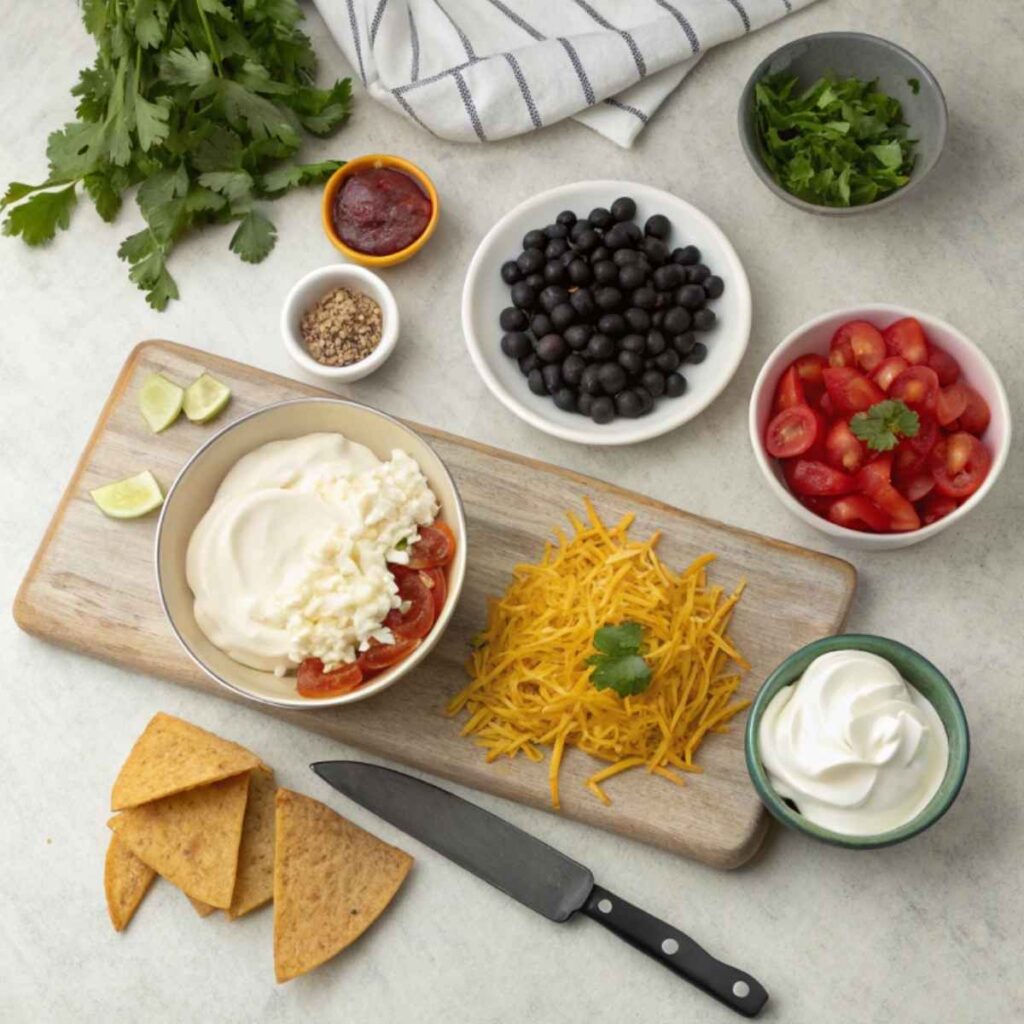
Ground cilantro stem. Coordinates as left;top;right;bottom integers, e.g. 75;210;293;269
195;1;223;77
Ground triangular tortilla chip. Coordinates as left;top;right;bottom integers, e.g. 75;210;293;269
111;712;261;811
109;772;250;909
273;789;413;982
188;896;217;917
227;765;277;920
104;834;156;932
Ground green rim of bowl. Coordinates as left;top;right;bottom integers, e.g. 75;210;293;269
745;634;969;849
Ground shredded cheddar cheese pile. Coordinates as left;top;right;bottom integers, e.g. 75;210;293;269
448;500;752;809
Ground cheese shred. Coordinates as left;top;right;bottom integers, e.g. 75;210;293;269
448;499;751;809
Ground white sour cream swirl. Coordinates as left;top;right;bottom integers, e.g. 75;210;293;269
758;650;948;836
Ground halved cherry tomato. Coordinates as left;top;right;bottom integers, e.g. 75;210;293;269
929;432;991;499
765;405;821;458
936;382;969;427
827;494;889;532
357;636;422;677
799;494;834;516
793;354;827;403
919;492;958;526
789;460;857;496
828;330;855;369
823;366;884;415
872;356;910;393
421;567;447;619
894;414;939;472
831;321;885;370
856;456;920;531
927;345;961;386
296;658;364;699
825;419;866;473
856;452;894;495
773;365;806;413
957;385;991;436
406;523;456;570
819;391;835;418
894;464;935;503
890;366;939;415
883;317;929;365
384;569;436;639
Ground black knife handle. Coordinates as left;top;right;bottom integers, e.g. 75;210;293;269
582;885;768;1017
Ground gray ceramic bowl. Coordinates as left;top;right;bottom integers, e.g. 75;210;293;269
738;32;947;215
745;634;969;849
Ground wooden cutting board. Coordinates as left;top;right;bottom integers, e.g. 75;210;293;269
14;341;855;869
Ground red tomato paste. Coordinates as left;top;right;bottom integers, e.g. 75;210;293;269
333;167;432;256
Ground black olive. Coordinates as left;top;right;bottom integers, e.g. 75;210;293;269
518;352;539;375
500;260;522;285
569;220;589;243
643;236;669;264
620;334;646;354
570;288;597;320
617;349;644;377
597;312;626;338
523;229;546;251
591;245;611;264
567;260;593;287
644;214;671;240
527;368;548;395
634;387;654;415
604;225;631;251
645;330;667;356
562;353;586;387
624;307;651;333
539;285;569;313
655;349;681;373
613;248;641;267
597;361;628;395
672;332;696;357
688;264;711;284
593;260;619;285
693;308;716;331
564;324;592;350
652;264;684;292
611;196;637;222
545;222;569;240
615;389;643;418
531;313;553;337
545;238;569;260
642;369;666;397
575;228;600;253
542;363;563;393
517;248;545;275
551;303;577;332
577;392;595;416
687;341;708;364
651;310;665;328
586;333;616;361
536;333;567;363
580;364;604;396
556;210;577;228
703;275;725;299
590;396;615;424
500;306;528;332
663;307;691;336
525;272;545;290
543;261;567;286
618;264;647;291
501;332;532;359
672;245;700;266
510;282;536;310
553;387;577;412
665;372;688;397
588;207;613;230
631;286;657;311
594;287;623;312
676;283;706;310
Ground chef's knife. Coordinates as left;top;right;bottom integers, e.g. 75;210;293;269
311;761;768;1017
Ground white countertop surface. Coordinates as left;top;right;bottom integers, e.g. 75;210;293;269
2;2;1022;1022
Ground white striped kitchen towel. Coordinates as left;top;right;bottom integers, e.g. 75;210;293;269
314;0;816;147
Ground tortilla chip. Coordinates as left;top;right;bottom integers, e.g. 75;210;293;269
227;765;277;920
109;771;250;909
273;789;413;983
104;834;156;932
188;896;217;918
111;712;261;811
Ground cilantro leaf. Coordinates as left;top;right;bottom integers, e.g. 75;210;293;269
220;81;299;145
850;400;921;451
2;181;52;209
83;164;132;222
158;48;215;88
229;210;277;263
134;95;171;153
592;622;644;659
587;621;653;698
199;169;253;203
907;77;921;95
261;159;342;193
47;121;106;180
1;185;78;245
134;0;167;49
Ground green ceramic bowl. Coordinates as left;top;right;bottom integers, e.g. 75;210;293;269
745;634;969;849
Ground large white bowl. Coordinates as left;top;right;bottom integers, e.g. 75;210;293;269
749;304;1011;550
462;180;751;446
155;398;467;709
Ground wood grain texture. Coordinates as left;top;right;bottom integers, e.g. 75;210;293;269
14;341;856;868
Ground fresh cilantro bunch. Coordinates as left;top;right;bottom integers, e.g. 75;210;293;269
754;73;916;207
851;399;920;451
1;0;352;309
587;622;652;698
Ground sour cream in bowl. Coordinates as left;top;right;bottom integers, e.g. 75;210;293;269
745;635;969;849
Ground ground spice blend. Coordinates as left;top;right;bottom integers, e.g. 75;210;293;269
300;287;383;367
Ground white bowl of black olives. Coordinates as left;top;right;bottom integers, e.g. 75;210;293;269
462;180;751;445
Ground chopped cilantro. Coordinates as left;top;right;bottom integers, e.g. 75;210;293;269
850;400;920;451
907;77;921;95
587;622;652;698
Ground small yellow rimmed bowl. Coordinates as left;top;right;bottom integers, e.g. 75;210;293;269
321;154;439;268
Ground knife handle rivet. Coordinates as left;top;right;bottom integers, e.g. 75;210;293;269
732;981;751;999
597;898;613;914
661;938;680;955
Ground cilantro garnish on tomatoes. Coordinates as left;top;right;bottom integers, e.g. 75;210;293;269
850;400;920;451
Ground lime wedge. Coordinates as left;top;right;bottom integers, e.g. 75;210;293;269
90;471;164;519
183;373;231;423
139;373;184;433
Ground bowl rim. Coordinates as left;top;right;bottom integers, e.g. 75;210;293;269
737;30;949;216
744;633;970;848
748;303;1012;545
154;396;468;710
320;153;439;267
280;264;399;381
461;178;752;446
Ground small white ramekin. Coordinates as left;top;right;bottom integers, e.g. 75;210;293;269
281;264;399;383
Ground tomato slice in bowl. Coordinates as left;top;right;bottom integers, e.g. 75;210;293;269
793;354;827;403
406;522;456;569
823;367;884;415
936;382;969;427
927;345;961;386
855;453;921;532
890;366;939;415
773;365;806;413
788;460;857;497
894;464;936;503
894;414;939;472
883;317;929;364
919;492;959;526
296;658;364;699
765;405;821;458
830;321;884;370
384;567;437;639
824;419;866;473
827;494;889;532
872;356;909;393
957;386;991;436
357;636;422;678
421;567;448;619
930;432;992;499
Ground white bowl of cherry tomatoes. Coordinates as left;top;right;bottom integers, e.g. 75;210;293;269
749;304;1011;549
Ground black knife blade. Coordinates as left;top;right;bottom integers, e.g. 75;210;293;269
312;760;768;1017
